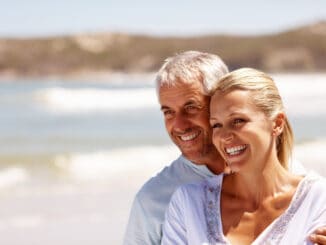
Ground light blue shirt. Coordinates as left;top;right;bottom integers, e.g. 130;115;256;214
123;155;215;245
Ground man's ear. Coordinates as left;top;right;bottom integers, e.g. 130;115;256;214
272;112;285;136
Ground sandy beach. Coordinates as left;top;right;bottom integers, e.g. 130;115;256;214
0;142;325;244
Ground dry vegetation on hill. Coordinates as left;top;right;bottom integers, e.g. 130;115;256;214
0;21;325;78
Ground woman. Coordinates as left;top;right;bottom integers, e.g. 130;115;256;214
162;68;326;244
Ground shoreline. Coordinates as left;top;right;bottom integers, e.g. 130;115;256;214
0;71;157;82
1;71;326;83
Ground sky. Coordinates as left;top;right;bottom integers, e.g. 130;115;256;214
1;0;326;37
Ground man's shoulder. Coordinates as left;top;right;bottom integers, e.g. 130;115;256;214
136;157;184;198
175;174;223;199
134;155;215;208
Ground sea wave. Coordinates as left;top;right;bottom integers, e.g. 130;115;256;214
0;167;29;189
34;87;159;113
54;144;179;181
294;140;326;176
58;140;326;180
274;73;326;116
31;74;326;115
1;139;325;188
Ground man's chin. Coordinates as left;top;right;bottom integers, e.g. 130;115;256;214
181;150;204;164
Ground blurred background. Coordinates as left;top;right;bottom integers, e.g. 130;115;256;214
0;0;325;244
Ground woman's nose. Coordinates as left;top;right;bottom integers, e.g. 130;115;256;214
220;129;234;143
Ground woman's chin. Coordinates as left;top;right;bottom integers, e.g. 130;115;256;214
226;161;244;174
230;165;241;173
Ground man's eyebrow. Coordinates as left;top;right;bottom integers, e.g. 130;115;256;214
184;100;202;107
160;105;170;110
184;99;199;105
160;100;200;111
184;101;195;106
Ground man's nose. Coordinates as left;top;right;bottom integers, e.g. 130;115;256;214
173;113;192;132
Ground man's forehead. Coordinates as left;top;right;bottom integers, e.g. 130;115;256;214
159;89;209;110
159;80;204;94
160;98;201;108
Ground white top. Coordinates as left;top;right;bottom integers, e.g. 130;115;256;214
123;154;305;245
123;155;215;245
162;173;326;245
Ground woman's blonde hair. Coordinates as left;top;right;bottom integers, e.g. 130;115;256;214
211;68;293;169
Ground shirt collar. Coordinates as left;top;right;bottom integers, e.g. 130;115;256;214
179;155;215;177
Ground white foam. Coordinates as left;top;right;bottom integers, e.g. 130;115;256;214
54;145;179;181
34;87;159;113
0;167;29;189
53;139;326;181
8;215;44;229
273;73;326;116
31;74;326;116
293;139;326;176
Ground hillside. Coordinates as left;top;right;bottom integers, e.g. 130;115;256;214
0;21;325;78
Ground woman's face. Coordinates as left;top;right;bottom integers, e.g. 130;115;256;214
209;89;275;172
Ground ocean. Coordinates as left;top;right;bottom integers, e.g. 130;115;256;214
0;73;325;244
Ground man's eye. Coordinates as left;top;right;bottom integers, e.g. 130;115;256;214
233;118;245;126
163;110;174;118
185;105;199;113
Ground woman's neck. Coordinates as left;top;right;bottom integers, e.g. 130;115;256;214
224;157;299;206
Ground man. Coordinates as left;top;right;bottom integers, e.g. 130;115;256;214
123;51;326;244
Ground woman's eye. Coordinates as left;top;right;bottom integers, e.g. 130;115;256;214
211;123;222;129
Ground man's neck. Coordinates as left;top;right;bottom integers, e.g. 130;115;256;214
206;156;225;174
190;153;225;175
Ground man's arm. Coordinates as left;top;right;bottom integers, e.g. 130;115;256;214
161;187;187;245
123;196;160;245
310;228;326;245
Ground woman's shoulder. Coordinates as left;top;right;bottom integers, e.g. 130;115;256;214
304;172;326;185
309;173;326;189
302;172;326;199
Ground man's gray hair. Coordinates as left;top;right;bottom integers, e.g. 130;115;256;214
155;50;229;95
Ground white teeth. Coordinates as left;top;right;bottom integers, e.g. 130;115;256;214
226;145;246;155
180;133;198;141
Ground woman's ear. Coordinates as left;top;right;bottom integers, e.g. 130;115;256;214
272;112;285;136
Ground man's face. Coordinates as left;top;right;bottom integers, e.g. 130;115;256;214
158;81;216;164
